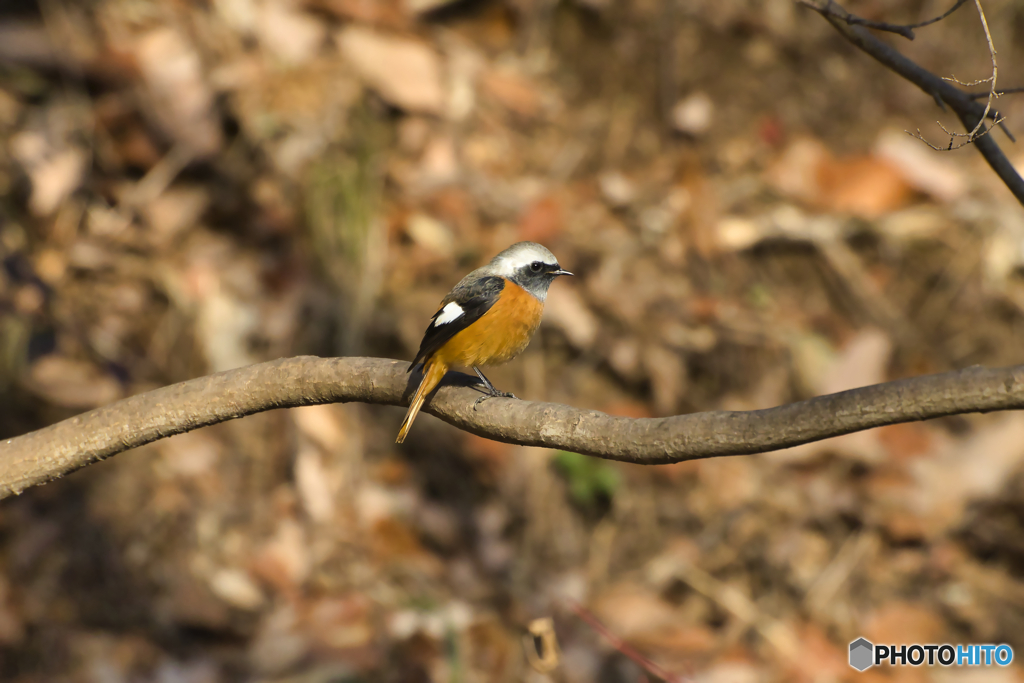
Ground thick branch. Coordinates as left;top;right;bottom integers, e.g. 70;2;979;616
803;1;1024;206
3;356;1024;500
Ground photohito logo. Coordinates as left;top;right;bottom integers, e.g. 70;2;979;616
849;638;1014;671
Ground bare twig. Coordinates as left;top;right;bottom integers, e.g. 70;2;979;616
797;0;969;40
568;602;687;683
970;86;1024;99
667;562;800;662
943;0;998;145
909;116;1007;151
804;531;878;616
800;0;1024;207
3;357;1024;499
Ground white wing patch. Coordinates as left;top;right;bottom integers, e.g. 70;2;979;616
434;302;464;326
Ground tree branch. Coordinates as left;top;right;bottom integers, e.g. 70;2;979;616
970;87;1024;99
797;0;969;40
3;356;1024;500
801;0;1024;206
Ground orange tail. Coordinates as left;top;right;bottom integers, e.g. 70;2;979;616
396;360;448;443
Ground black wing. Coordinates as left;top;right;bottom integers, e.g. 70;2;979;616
409;276;505;371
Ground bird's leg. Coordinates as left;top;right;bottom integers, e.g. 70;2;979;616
473;367;517;407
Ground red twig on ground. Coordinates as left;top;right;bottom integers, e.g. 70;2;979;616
568;601;690;683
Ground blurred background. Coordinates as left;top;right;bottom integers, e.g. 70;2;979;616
2;0;1024;681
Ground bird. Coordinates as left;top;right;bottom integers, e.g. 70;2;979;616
396;242;572;443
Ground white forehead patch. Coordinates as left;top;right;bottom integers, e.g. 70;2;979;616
490;242;558;277
434;301;464;326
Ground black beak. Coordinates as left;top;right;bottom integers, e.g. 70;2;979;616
553;269;573;277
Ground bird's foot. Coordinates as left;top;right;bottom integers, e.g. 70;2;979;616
471;367;518;409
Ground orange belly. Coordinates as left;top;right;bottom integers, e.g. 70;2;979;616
435;280;544;367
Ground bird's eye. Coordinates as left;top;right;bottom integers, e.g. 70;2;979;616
530;261;543;273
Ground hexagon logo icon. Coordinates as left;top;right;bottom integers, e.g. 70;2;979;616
849;638;874;671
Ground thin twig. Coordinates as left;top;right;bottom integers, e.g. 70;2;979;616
970;86;1024;99
966;0;997;140
909;116;1007;151
796;0;969;40
907;0;999;149
568;602;688;683
669;562;800;661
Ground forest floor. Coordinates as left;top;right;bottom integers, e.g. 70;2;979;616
2;0;1024;681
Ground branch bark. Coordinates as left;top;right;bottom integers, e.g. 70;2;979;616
3;356;1024;500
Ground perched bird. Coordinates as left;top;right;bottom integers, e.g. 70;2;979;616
396;242;572;443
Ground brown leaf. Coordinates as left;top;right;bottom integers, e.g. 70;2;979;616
876;423;933;461
517;195;563;243
768;137;917;218
251;518;310;595
863;602;946;646
817;154;915;218
782;329;892;464
592;583;679;638
874;128;966;202
337;27;444;114
480;69;543;118
782;623;848;683
255;0;326;65
305;0;408;27
0;577;24;645
10;132;87;216
25;356;122;409
670;92;714;136
543;282;599;351
141;185;210;244
294;441;336;523
462;433;516;474
909;415;1024;536
465;618;515;680
134;28;222;157
305;595;376;656
208;568;266;611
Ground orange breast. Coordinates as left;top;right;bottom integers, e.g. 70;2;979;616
436;281;544;367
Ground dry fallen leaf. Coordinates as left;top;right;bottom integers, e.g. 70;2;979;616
10;131;87;216
544;282;599;351
863;601;947;646
337;27;444;114
405;212;455;256
251;518;311;595
294;441;336;523
781;328;892;464
141;185;210;243
158;431;222;478
255;0;326;65
592;582;680;638
0;576;24;645
305;595;376;655
768;136;917;218
208;568;266;611
817;154;915;218
670;92;714;136
816;328;891;395
134;28;223;157
874;128;966;203
910;415;1024;536
517;194;563;244
25;355;122;409
479;69;543;118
